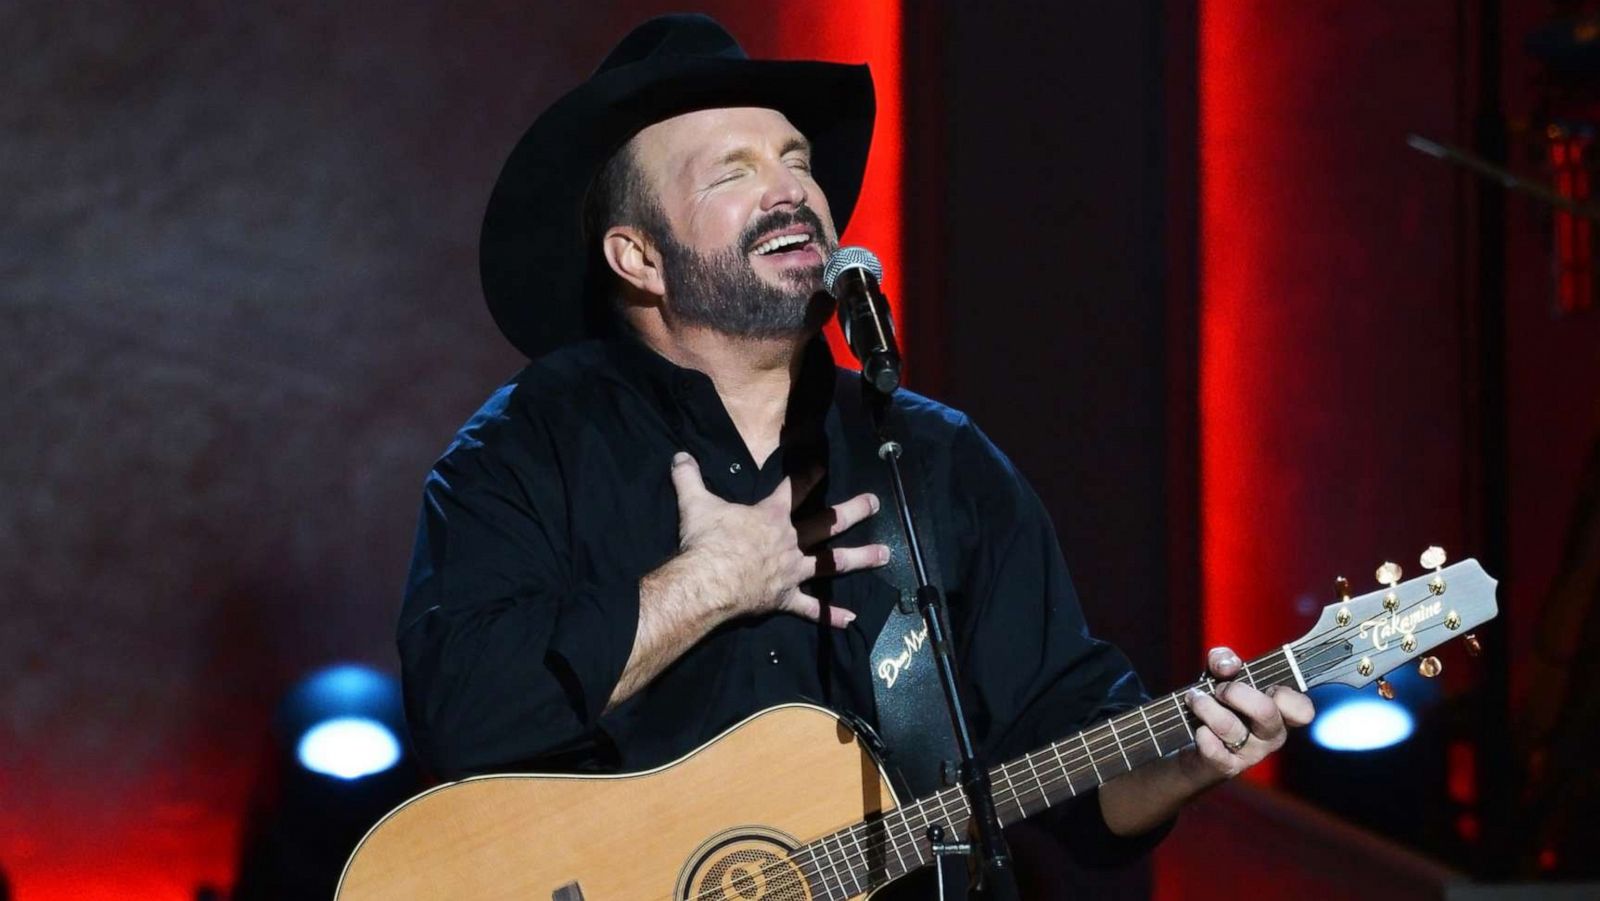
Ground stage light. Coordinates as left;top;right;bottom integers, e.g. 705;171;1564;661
282;664;406;779
1310;698;1416;751
296;716;401;780
233;663;420;900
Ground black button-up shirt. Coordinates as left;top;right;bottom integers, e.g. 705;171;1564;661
399;335;1162;873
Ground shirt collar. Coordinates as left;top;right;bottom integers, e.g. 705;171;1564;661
603;332;838;445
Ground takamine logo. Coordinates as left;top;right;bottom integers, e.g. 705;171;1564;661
1358;599;1443;651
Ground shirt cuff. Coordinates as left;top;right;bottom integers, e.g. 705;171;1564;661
543;577;641;726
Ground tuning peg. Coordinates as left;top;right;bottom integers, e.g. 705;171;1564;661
1419;656;1443;678
1376;562;1402;586
1334;576;1353;625
1376;562;1402;611
1464;633;1482;656
1421;546;1447;595
1377;677;1396;700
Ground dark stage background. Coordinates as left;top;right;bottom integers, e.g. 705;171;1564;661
4;0;1597;898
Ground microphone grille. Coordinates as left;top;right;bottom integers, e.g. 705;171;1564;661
823;246;884;294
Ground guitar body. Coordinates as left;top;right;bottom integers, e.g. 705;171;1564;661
336;703;901;900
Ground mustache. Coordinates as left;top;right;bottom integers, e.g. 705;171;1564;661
739;207;827;254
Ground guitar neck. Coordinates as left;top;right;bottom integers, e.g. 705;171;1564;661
791;647;1303;898
984;645;1303;825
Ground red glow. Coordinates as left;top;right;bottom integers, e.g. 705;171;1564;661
0;781;241;901
1198;0;1283;786
774;3;903;368
1447;740;1477;804
1548;133;1594;313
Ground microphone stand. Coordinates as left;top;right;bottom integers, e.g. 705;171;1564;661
861;375;1021;901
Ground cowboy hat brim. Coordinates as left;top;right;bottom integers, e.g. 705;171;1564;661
480;41;875;360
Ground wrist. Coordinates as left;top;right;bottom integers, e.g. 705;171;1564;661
675;545;741;621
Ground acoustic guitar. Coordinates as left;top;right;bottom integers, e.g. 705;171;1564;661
337;551;1497;900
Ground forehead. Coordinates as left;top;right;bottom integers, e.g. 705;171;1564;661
631;107;808;180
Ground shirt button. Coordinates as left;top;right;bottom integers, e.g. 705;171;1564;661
768;649;780;665
729;462;742;474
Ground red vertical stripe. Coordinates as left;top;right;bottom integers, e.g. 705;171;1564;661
774;3;903;367
1199;1;1280;785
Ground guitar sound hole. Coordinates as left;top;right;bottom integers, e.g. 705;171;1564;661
686;842;810;901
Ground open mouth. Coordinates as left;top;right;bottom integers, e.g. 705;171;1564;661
748;227;820;266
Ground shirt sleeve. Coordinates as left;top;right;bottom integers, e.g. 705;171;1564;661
946;418;1173;867
397;391;641;780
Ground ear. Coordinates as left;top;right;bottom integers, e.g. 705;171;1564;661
602;225;666;299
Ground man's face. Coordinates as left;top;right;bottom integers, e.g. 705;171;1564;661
630;107;840;338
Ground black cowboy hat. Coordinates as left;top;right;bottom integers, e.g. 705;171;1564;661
480;13;876;360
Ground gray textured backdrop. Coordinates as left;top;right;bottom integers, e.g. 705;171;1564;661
1;1;793;893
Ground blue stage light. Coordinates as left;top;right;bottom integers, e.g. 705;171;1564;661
1310;698;1416;751
280;663;407;780
296;716;402;780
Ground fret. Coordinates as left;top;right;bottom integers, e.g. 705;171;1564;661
1137;705;1162;755
1052;739;1077;797
896;804;927;868
886;811;909;874
802;841;845;901
1022;750;1049;809
1105;718;1133;770
1171;693;1195;741
992;759;1016;818
832;830;864;897
1080;731;1103;783
833;831;859;900
1240;659;1257;688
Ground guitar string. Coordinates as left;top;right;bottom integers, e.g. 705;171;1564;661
672;594;1468;900
738;589;1471;896
990;614;1472;819
789;638;1374;897
690;650;1356;900
686;647;1343;900
688;643;1357;901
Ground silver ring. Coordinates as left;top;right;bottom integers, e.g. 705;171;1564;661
1225;732;1250;753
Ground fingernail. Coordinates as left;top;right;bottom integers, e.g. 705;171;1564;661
869;494;881;513
1224;652;1241;669
842;611;858;625
1185;689;1202;706
672;452;690;466
879;546;891;565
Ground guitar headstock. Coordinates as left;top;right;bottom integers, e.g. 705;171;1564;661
1289;548;1499;691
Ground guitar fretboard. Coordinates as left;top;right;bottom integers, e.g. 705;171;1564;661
788;647;1304;900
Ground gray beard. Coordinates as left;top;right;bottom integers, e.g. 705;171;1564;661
657;231;834;339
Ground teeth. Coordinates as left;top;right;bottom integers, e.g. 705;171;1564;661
753;233;811;255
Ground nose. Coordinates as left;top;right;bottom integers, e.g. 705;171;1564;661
759;160;808;212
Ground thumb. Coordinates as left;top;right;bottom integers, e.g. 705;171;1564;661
668;452;709;508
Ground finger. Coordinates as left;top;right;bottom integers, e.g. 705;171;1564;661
669;452;710;507
1193;722;1237;769
782;591;857;629
802;544;891;579
1186;688;1250;749
1268;686;1317;728
1215;681;1284;741
796;492;881;547
1207;646;1242;679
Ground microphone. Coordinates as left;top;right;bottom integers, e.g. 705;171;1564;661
823;246;901;395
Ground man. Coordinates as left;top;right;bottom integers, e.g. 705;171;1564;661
399;13;1312;896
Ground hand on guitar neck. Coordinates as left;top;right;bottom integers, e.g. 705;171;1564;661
605;452;892;712
1097;646;1316;837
